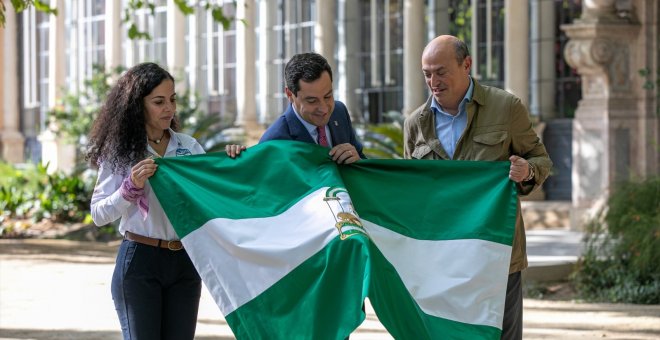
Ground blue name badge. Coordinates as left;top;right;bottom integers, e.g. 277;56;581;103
175;148;192;156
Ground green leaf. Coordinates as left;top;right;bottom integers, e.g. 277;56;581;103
173;0;195;15
10;0;28;12
639;68;651;77
211;7;233;30
33;0;57;15
127;23;152;40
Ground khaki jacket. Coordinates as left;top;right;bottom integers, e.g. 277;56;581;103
403;79;552;273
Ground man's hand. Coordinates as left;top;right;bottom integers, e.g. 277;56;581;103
329;143;360;164
130;158;158;189
225;144;247;158
509;155;530;183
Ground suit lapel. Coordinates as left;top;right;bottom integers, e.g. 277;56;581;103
284;105;316;144
327;112;343;145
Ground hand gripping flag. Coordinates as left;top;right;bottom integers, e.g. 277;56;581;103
150;140;518;340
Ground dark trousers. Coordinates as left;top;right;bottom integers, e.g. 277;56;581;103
501;271;523;340
111;239;202;340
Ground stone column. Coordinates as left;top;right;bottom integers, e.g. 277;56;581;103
562;0;642;227
167;1;186;80
1;7;25;164
236;0;261;144
258;0;281;124
315;0;337;74
403;0;427;116
530;0;556;119
505;0;529;105
428;0;450;40
337;0;361;122
40;0;75;174
105;0;122;72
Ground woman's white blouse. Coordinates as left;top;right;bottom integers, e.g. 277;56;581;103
90;130;205;240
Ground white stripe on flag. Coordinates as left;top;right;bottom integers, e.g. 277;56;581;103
363;220;512;328
182;187;339;315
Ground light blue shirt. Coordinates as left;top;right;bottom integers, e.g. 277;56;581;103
431;77;474;159
291;106;333;147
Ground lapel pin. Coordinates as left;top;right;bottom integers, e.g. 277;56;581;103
334;121;338;126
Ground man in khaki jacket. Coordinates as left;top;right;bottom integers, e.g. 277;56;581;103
403;35;552;340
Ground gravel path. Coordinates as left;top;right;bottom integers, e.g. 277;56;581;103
1;239;658;340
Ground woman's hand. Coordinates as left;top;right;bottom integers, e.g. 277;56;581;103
130;158;158;189
226;144;247;158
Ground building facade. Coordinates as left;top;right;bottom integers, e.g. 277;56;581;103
0;0;658;228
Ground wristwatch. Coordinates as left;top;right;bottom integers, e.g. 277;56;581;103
524;163;535;182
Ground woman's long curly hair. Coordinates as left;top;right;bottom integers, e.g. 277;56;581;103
86;62;179;173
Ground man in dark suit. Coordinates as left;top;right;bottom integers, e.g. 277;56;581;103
224;52;364;339
226;52;364;163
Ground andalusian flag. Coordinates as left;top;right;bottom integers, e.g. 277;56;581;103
150;140;517;340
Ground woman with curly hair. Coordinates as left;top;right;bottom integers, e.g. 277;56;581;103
88;62;203;339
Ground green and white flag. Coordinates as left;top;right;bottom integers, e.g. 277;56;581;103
150;140;517;340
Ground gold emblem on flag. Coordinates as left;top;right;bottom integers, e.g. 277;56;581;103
323;186;368;240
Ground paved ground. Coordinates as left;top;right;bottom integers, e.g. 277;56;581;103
1;239;659;340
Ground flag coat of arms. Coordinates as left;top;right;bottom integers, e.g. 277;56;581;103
150;140;518;340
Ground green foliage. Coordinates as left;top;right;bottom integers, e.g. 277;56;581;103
358;111;404;159
604;177;660;274
448;0;472;44
48;64;239;163
175;92;243;153
50;65;124;145
123;0;238;40
0;162;95;228
0;0;237;38
572;176;660;304
639;67;660;117
31;0;56;14
208;3;234;30
0;0;57;28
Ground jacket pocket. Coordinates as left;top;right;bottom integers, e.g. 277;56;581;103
411;144;432;159
471;131;509;160
473;131;508;145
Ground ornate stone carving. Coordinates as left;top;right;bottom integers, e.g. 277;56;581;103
591;38;614;64
609;47;630;91
563;37;630;96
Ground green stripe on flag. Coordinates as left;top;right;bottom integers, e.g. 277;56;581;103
151;140;343;238
226;236;370;340
339;159;518;244
148;141;517;339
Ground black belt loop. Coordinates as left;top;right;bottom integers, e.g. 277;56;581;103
157;239;162;248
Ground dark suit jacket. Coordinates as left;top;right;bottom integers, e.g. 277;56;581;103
259;100;365;158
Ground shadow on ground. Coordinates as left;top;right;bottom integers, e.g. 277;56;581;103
0;329;235;340
0;239;117;264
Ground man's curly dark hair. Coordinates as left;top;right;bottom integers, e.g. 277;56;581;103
86;62;179;173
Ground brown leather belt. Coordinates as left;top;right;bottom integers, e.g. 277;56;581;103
124;231;183;251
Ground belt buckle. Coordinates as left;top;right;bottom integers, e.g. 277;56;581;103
167;240;183;251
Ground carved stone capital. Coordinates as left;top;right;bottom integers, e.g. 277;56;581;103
562;19;640;98
564;38;614;74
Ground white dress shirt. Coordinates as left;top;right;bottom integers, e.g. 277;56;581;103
90;129;205;240
291;106;334;147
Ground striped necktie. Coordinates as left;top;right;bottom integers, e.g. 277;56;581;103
317;126;329;147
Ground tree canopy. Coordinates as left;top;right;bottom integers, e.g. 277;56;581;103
0;0;236;40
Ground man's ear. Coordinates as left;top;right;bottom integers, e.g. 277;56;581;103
285;87;294;102
463;56;472;73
